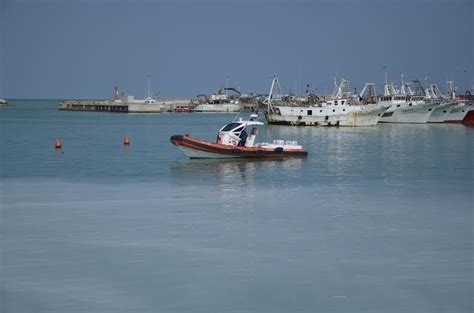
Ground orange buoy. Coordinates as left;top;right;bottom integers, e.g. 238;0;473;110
123;136;130;145
55;139;62;149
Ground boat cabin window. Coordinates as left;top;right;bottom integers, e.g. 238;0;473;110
221;123;242;132
234;126;245;133
308;110;312;116
341;101;345;105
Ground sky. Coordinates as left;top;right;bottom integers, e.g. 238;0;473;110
1;0;473;99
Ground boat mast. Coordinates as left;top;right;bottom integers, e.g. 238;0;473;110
383;67;391;96
400;72;406;95
267;76;276;103
298;62;302;97
447;80;455;99
265;76;279;113
147;75;151;99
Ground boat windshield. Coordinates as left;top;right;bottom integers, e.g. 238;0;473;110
221;122;243;132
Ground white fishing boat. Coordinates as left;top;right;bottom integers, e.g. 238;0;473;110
0;99;8;106
425;83;456;123
379;77;438;124
444;100;472;123
193;102;242;113
428;103;454;123
264;77;386;127
442;82;473;123
194;84;243;113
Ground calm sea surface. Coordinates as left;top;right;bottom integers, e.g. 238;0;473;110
1;100;473;312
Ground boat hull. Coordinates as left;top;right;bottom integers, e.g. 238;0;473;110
427;103;455;123
444;104;470;123
170;135;308;159
266;106;386;127
174;108;193;113
193;104;242;113
462;109;474;126
379;102;437;124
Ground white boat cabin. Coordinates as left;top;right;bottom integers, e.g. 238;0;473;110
217;115;264;147
217;115;303;149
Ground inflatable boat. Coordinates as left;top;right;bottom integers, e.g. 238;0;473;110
170;115;308;159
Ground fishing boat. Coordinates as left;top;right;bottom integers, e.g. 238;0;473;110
264;77;386;127
378;78;438;124
426;84;456;123
193;84;243;113
0;99;8;106
445;99;473;123
170;114;308;158
442;82;474;123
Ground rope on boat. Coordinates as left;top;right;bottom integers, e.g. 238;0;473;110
231;105;246;122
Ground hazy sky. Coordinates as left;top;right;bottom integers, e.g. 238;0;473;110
1;0;472;99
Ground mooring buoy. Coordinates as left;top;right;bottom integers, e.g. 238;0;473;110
124;136;130;145
55;139;62;149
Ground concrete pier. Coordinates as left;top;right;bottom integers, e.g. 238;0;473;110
59;97;195;113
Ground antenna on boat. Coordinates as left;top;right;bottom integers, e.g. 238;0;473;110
147;75;151;98
298;62;302;97
384;66;388;86
231;106;245;122
447;80;455;99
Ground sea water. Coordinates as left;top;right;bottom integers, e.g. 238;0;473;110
1;100;473;312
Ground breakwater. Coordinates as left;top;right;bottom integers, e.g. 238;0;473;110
59;98;194;113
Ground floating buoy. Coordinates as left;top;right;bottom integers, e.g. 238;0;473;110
123;136;130;145
55;139;62;149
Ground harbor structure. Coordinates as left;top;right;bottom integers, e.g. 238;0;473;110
59;83;195;113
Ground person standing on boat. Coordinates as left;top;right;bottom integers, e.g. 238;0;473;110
238;129;248;146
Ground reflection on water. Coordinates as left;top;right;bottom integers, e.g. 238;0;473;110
170;158;306;212
170;158;305;188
